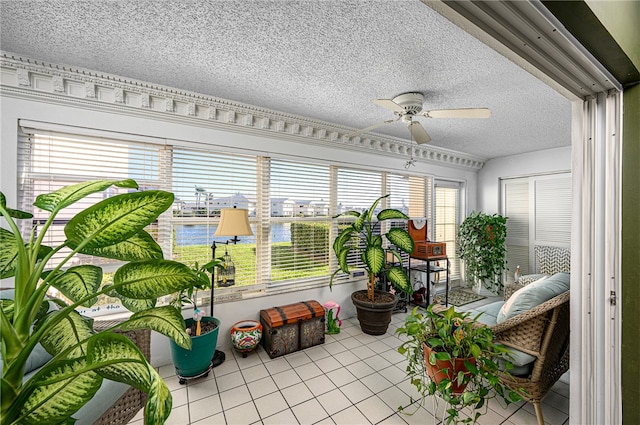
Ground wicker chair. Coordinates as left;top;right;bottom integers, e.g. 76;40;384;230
489;290;570;425
92;320;151;425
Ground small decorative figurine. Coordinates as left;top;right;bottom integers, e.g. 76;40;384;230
323;301;342;334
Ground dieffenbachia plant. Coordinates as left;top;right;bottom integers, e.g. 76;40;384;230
0;180;201;424
330;194;414;302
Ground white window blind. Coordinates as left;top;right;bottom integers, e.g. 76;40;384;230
501;172;571;279
434;182;461;278
534;176;572;244
171;147;257;289
269;159;331;287
503;180;530;281
17;128;166;315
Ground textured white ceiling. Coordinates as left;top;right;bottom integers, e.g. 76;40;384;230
0;0;571;159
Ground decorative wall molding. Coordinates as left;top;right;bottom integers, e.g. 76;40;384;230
0;52;485;169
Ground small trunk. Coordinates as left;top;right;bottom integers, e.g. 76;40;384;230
367;273;375;302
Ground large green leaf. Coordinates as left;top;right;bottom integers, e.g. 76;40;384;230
0;191;33;219
114;260;199;299
386;228;414;254
18;358;102;425
87;333;151;392
353;212;366;232
79;230;164;262
119;306;192;350
144;367;173;425
34;179;138;212
38;310;93;358
332;228;353;253
0;227;18;279
336;247;351;274
65;190;174;251
364;245;385;275
115;293;156;313
377;208;409;221
387;266;412;295
46;265;102;307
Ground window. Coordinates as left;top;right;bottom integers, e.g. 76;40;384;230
269;159;331;287
17;128;165;316
16;124;436;314
171;147;257;289
434;181;461;278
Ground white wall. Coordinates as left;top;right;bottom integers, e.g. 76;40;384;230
476;146;572;214
152;280;361;366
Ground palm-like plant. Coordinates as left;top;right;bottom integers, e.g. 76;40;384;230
330;194;414;302
0;180;203;424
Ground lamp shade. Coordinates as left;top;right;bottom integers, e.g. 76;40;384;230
214;208;253;237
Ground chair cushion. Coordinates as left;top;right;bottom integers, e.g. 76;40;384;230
497;272;570;323
468;301;536;375
469;301;503;326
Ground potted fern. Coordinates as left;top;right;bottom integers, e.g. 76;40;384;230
1;179;201;424
456;211;508;295
396;305;523;424
330;194;413;335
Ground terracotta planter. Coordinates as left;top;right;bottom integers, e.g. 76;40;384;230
423;343;475;394
351;290;398;335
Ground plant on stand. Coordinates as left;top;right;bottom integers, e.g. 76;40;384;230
330;194;414;335
0;179;201;424
456;211;507;295
396;305;523;424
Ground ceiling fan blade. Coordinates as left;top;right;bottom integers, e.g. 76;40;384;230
372;98;405;113
423;108;491;119
345;118;398;138
408;121;431;144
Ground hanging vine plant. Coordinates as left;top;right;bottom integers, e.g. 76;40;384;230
456;211;508;294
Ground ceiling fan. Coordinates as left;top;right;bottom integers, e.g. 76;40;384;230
348;92;491;144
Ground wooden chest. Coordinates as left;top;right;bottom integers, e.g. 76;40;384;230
260;300;325;359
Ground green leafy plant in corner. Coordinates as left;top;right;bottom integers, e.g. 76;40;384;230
396;305;523;424
456;211;507;294
330;194;414;302
0;180;206;424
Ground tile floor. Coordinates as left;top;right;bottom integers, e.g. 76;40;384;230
128;297;570;425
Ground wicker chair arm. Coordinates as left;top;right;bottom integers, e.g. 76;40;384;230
488;291;569;355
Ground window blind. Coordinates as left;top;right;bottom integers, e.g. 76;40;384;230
434;182;461;278
501;173;571;280
268;159;331;287
17;129;164;270
503;180;530;280
171;147;257;289
17;128;165;315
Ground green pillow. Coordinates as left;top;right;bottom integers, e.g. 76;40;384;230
497;272;569;323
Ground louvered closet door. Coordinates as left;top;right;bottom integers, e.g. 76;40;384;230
501;172;572;282
534;175;572;245
503;179;530;282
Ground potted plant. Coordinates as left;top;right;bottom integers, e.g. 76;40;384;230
456;211;507;295
168;260;222;383
330;194;414;335
0;179;202;424
396;305;523;424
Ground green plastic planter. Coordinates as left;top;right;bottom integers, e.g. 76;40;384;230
170;317;220;378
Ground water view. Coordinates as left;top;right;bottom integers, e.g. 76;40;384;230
174;222;291;246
